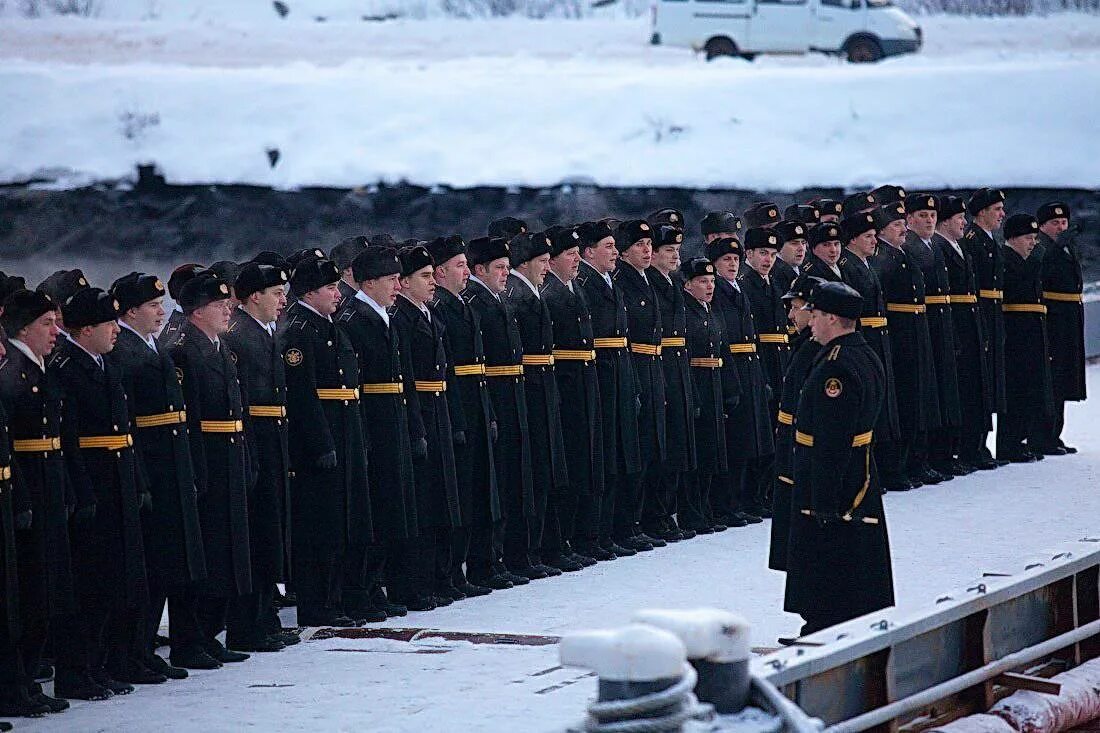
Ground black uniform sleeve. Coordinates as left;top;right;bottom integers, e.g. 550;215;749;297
808;362;864;519
174;345;209;497
56;368;96;511
283;325;336;464
439;318;468;436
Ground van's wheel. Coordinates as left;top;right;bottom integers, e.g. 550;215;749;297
704;37;737;61
845;36;883;63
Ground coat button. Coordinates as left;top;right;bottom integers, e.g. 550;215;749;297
328;340;334;346
172;429;178;436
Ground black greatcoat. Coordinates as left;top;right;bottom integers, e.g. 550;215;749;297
113;327;206;587
683;295;726;475
574;262;641;475
1002;247;1055;419
907;232;961;428
392;297;461;530
52;340;148;608
336;280;358;313
769;329;821;573
840;251;900;440
613;265;667;461
1037;231;1087;402
462;279;535;516
963;224;1007;414
738;266;792;394
938;234;993;431
771;258;799;305
871;243;938;434
432;287;500;523
225;309;290;582
649;268;696;473
505;275;568;510
801;253;843;284
541;274;604;497
336;296;418;541
282;302;372;552
785;331;894;621
156;308;185;351
0;345;74;615
712;277;773;460
0;397;18;641
171;323;252;597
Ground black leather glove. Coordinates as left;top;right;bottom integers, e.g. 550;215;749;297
315;450;338;470
765;384;775;402
453;430;466;447
140;492;153;513
74;503;96;524
15;510;32;531
634;395;642;412
724;395;741;412
490;421;499;443
413;438;428;461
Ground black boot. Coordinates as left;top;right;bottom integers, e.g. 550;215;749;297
144;653;188;680
54;671;113;701
108;658;168;684
459;581;492;597
202;639;250;664
169;647;223;670
90;668;134;696
0;687;52;717
226;636;285;653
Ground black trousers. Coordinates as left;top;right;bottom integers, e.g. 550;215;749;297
226;585;273;645
1032;400;1067;450
927;429;958;468
572;485;600;548
642;463;679;530
996;405;1039;458
2;563;48;694
714;459;748;517
56;604;111;678
497;438;534;570
431;526;454;591
467;518;505;583
613;464;649;541
146;579;203;656
195;596;230;646
678;470;712;530
292;543;343;624
540;493;566;560
875;437;912;487
340;539;370;615
448;526;471;587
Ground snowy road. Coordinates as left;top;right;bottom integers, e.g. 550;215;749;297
14;367;1100;732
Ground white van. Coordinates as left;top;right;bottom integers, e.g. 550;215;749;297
650;0;922;62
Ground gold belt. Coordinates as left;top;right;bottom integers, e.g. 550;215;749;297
860;317;888;328
1043;291;1083;303
0;466;9;481
630;342;662;356
924;295;951;305
886;303;926;314
951;294;978;304
1003;303;1047;314
521;354;555;366
979;289;1004;300
593;337;628;349
728;343;757;354
78;434;134;450
135;410;187;428
777;411;794;425
360;382;403;395
795;430;873;448
248;405;287;418
316;388;359;401
689;357;723;368
484;365;524;377
758;333;789;344
414;381;447;392
660;337;686;348
453;364;486;376
553;349;596;362
13;437;61;452
200;420;244;434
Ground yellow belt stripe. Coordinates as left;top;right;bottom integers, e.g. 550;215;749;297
979;289;1004;300
660;337;686;348
453;364;486;376
248;405;287;418
758;333;789;344
360;382;403;394
78;434;134;450
777;411;794;425
200;420;244;433
13;437;61;452
795;430;873;448
414;381;447;392
553;349;596;362
316;388;359;401
593;337;628;349
135;410;187;428
484;365;524;377
924;295;951;305
1043;291;1083;303
951;294;978;304
860;317;888;328
886;303;927;314
689;357;723;368
728;343;757;354
630;342;662;356
521;354;555;366
1002;303;1048;314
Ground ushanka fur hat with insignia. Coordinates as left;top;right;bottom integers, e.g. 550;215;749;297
110;272;166;312
811;198;843;218
803;281;863;320
743;202;781;229
842;191;877;218
1037;202;1070;225
286;247;327;271
487;217;527;239
352;247;401;282
574;221;615;251
872;203;906;230
62;287;121;330
782;274;825;303
905;193;938;214
167;263;207;300
966;187;1006;216
330;236;369;270
808;222;842;247
289;258;340;296
466;236;511;267
1003;213;1039;240
699;211;741;237
842;212;877;242
705;236;743;263
425;235;466;266
654;225;684;249
398;245;435;277
1;288;56;336
680;257;715;280
179;273;231;312
509;232;552;267
744;227;780;251
938;195;967;220
870;184;906;207
548;226;582;258
234;263;289;300
784;204;820;225
0;271;27;307
775;220;808;244
648;208;684;228
615;220;653;252
37;269;90;306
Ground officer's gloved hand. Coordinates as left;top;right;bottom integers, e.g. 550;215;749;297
74;503;96;524
765;384;775;402
140;492;153;513
315;450;338;470
634;395;642;412
413;438;428;461
723;395;740;413
15;510;32;531
489;421;499;443
453;430;466;447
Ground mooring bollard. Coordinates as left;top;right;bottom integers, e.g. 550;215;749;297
632;608;753;715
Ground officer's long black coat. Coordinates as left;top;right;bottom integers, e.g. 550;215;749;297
771;258;799;304
336;279;358;313
505;275;568;509
871;243;938;435
281;302;372;552
0;344;73;614
938;234;992;432
963;224;1007;414
156;308;185;351
462;279;535;516
171;323;252;597
613;264;666;462
432;287;500;523
1002;247;1055;420
648;268;696;473
0;397;19;640
840;251;900;440
712;277;773;461
113;327;206;587
683;295;726;475
336;296;418;541
52;340;148;608
225;309;290;582
905;232;961;428
801;253;843;284
574;261;641;476
738;266;791;394
785;331;893;620
392;297;461;530
769;328;821;573
1037;231;1087;402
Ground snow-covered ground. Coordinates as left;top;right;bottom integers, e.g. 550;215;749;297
13;366;1100;731
1;12;1098;189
